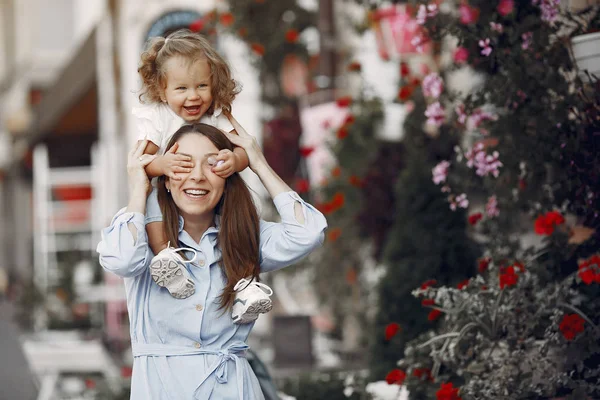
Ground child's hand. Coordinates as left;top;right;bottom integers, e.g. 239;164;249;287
209;149;236;178
160;142;194;181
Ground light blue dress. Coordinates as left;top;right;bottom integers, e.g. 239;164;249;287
97;191;327;399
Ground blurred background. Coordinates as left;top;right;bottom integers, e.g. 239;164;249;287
0;0;599;399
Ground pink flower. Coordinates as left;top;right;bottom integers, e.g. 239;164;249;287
422;73;444;99
534;0;561;23
459;4;480;24
479;38;492;56
465;143;503;177
411;35;428;53
455;103;468;124
490;22;504;33
521;32;533;50
450;193;469;211
417;4;439;25
466;108;497;131
453;47;469;64
433;160;451;185
486;195;499;217
425;102;446;127
497;0;514;16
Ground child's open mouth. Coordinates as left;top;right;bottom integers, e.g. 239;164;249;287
184;106;201;116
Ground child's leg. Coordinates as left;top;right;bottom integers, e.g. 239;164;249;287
146;221;169;256
231;278;273;325
146;187;195;299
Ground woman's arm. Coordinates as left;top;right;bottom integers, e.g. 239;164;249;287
97;141;156;277
222;114;327;272
222;113;307;224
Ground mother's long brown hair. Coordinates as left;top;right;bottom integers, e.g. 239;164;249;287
156;124;260;311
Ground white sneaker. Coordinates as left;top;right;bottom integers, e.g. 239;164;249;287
150;245;197;299
231;278;273;325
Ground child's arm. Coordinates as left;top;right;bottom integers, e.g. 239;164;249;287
141;141;194;180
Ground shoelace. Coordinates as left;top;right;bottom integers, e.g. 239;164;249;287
165;241;198;264
233;278;273;296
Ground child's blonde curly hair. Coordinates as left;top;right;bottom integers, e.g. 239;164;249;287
137;29;240;115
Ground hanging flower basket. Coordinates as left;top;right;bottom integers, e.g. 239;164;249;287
570;31;600;81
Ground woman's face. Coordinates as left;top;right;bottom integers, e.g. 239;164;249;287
165;133;225;222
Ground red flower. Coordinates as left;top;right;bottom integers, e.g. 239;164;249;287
421;299;435;306
459;4;479;25
385;322;401;340
337;127;349;139
400;62;410;77
238;27;248;37
344;114;356;125
347;61;362;72
385;369;406;385
285;29;299;43
499;266;518;289
534;210;565;235
559;313;585;341
319;193;344;215
299;146;315;157
428;309;442;321
251;43;265;56
398;86;415;101
578;255;600;285
468;212;483;225
453;47;469;64
513;261;525;273
349;175;364;188
436;382;462;400
413;368;432;380
327;228;342;242
189;18;205;32
497;0;514;16
331;167;341;177
457;279;470;290
336;96;352;107
421;279;437;290
219;12;234;26
478;257;491;273
294;179;310;193
121;366;133;378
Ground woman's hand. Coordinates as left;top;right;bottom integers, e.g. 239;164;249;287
222;112;268;174
128;140;157;197
223;112;294;200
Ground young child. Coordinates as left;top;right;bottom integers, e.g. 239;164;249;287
134;30;273;324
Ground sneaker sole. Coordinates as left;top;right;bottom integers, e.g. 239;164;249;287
150;259;195;299
233;312;259;325
233;299;273;325
246;298;273;315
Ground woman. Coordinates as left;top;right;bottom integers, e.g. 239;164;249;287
97;114;327;399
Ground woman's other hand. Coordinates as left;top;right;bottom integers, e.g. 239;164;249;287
222;112;268;175
128;140;157;197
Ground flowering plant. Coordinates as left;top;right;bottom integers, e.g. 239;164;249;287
374;1;600;399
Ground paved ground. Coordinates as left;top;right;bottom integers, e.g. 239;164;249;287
0;301;38;400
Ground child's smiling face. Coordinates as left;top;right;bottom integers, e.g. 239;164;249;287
161;56;213;122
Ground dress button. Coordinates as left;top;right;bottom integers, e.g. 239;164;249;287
196;304;203;311
198;259;206;267
194;342;201;348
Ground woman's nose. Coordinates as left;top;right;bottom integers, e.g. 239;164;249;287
189;161;205;181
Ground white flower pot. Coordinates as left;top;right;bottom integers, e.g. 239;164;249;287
571;31;600;81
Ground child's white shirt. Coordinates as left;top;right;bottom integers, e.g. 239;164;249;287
132;102;234;155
